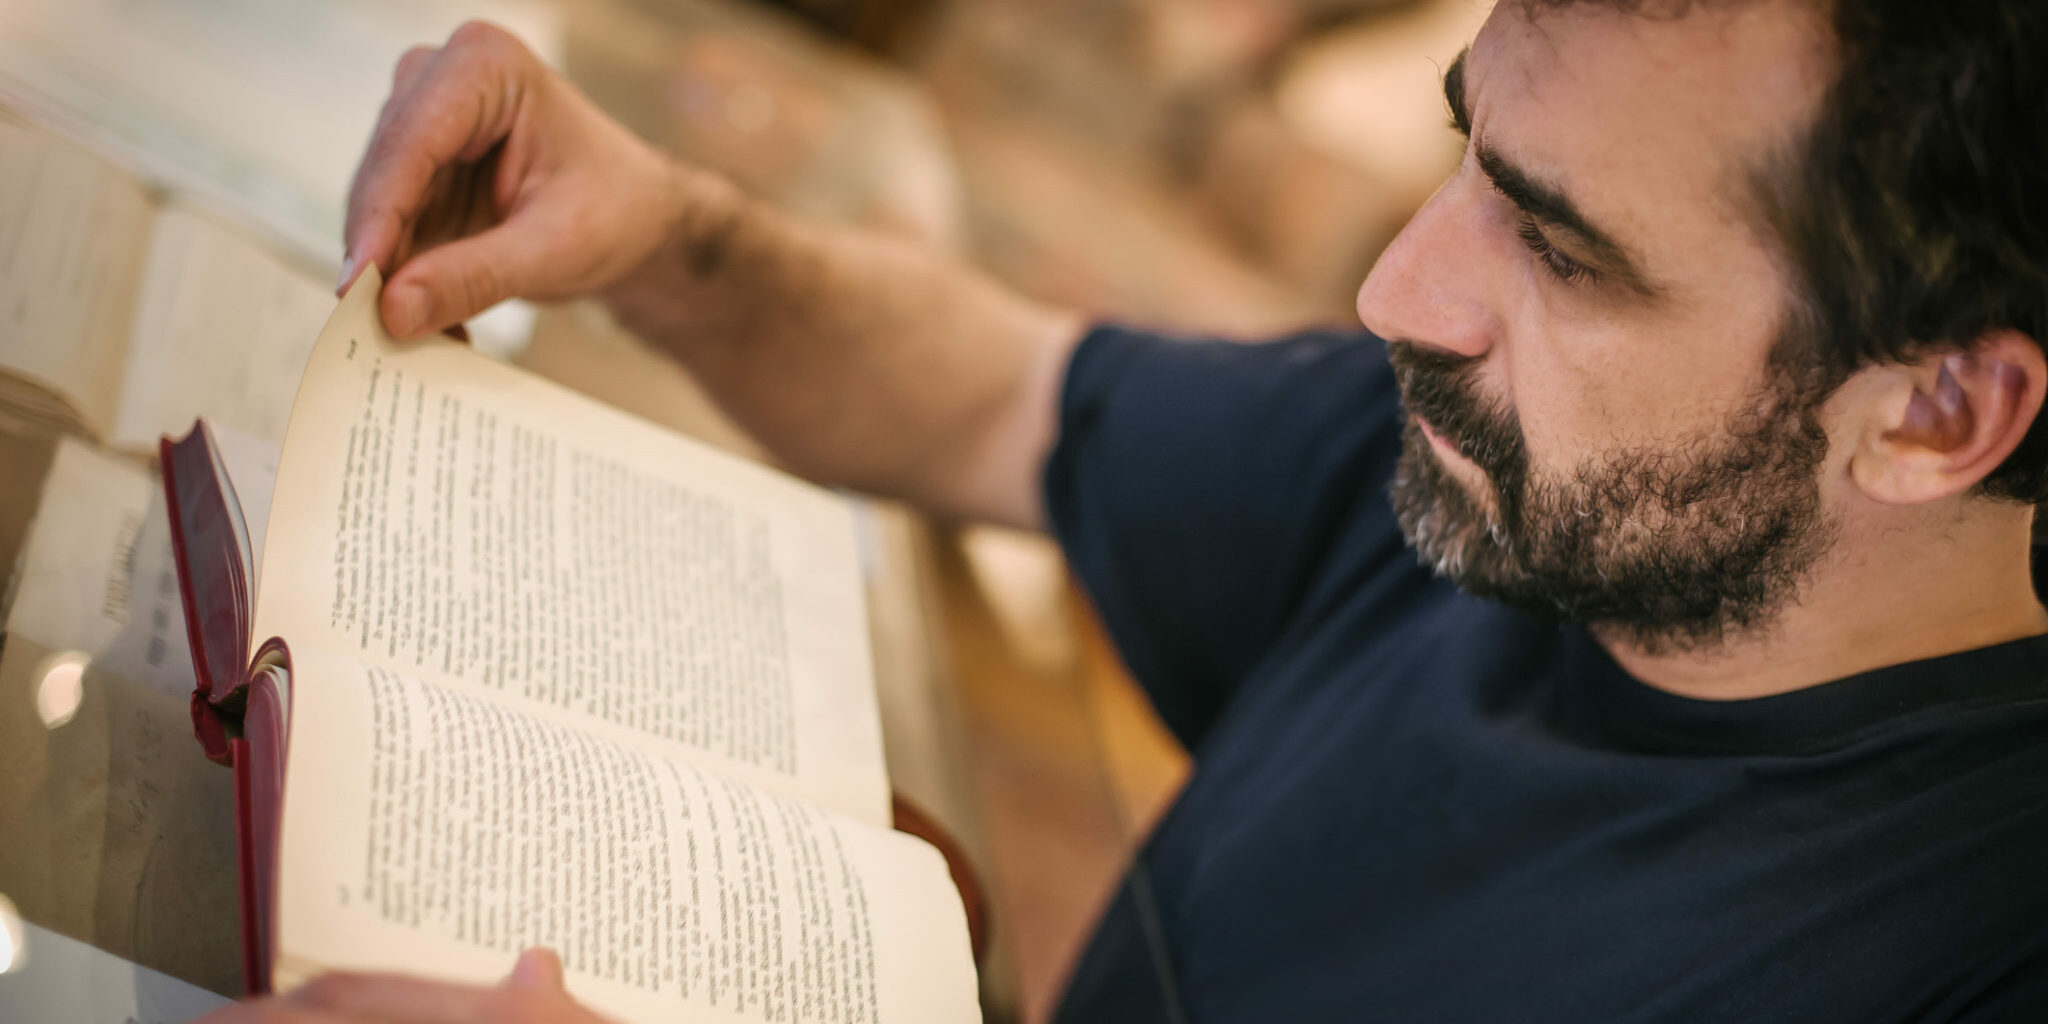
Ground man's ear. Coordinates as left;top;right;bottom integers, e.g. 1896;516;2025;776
1849;330;2047;506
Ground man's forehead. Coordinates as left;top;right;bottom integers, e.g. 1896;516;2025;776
1465;1;1833;256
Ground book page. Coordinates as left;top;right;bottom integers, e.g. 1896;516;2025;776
0;634;242;1000
106;206;332;451
0;440;244;995
208;423;282;575
0;117;153;438
254;271;890;826
5;438;192;699
273;647;979;1024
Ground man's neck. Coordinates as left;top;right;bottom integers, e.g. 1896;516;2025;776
1601;505;2048;700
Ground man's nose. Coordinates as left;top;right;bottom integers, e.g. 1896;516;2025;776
1355;177;1499;360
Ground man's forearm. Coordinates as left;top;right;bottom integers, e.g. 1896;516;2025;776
602;167;1084;531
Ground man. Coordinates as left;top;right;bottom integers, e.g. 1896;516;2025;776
209;0;2048;1020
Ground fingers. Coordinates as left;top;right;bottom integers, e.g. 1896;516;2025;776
283;954;581;1022
381;209;556;337
290;970;494;1022
342;20;536;296
208;952;581;1024
505;947;566;991
186;998;360;1024
393;46;437;93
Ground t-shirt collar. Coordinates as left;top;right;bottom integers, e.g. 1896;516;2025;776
1561;624;2048;757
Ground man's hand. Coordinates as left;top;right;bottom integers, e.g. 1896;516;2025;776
343;21;724;340
346;20;1080;530
192;949;614;1023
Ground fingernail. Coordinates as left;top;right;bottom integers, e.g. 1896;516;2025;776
506;949;562;990
508;951;541;987
335;254;355;295
387;283;428;337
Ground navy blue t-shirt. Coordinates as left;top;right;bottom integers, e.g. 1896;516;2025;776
1042;325;2048;1023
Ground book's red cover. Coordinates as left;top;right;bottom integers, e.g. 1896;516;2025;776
162;424;250;761
162;422;285;996
241;648;290;993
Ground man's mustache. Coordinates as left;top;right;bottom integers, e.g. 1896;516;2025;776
1383;341;1526;487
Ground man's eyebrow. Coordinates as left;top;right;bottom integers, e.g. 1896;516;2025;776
1475;142;1660;297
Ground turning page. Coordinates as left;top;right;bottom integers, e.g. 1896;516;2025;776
273;646;979;1024
254;271;890;826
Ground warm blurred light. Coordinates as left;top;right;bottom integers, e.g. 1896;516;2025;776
34;651;89;729
0;892;23;974
726;84;774;134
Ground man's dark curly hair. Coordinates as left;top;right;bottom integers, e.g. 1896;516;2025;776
1529;0;2048;502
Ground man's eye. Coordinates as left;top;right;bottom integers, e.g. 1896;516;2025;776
1515;214;1598;286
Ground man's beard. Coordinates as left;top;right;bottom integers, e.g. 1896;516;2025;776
1386;341;1839;655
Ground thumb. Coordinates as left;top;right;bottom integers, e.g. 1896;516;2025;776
505;948;565;991
381;216;549;339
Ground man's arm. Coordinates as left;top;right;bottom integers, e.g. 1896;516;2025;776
343;21;1082;530
601;175;1084;531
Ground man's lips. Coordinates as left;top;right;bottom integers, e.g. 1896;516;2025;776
1415;415;1486;477
1416;415;1460;457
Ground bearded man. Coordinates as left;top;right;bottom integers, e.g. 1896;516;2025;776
208;0;2048;1020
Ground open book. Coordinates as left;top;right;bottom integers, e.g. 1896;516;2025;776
160;269;979;1022
0;114;331;447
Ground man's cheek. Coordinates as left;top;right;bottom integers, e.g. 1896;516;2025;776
1505;402;1579;480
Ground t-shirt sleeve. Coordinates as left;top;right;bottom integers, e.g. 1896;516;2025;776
1042;323;1412;751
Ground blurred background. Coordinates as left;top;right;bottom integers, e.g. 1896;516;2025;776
0;0;1488;1019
